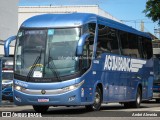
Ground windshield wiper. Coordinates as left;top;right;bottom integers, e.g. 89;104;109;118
47;49;62;82
26;49;42;81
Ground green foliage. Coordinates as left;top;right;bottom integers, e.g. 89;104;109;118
143;0;160;25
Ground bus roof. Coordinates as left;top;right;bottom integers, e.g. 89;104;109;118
21;13;150;38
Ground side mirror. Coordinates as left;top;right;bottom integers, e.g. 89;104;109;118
4;36;16;57
76;33;90;56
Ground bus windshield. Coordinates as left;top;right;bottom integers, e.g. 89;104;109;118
15;28;80;81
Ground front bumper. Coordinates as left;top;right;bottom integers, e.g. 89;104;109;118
14;87;88;106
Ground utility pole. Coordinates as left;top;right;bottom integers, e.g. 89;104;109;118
140;20;144;32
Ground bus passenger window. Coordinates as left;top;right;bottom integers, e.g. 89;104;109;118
142;37;153;59
96;25;119;57
88;23;96;35
128;33;140;58
120;31;140;58
120;31;129;56
96;41;111;56
82;37;94;68
82;23;95;58
109;28;119;54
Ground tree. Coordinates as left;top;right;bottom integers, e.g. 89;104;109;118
143;0;160;25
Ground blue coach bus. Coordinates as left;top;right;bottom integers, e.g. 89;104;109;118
4;13;153;112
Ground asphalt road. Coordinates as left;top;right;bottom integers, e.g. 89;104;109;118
0;100;160;118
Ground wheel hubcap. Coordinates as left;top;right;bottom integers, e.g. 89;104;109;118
94;92;100;104
137;94;140;104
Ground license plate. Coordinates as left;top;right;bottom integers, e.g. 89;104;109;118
38;98;49;102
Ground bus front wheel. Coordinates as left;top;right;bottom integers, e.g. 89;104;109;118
85;87;102;111
33;105;49;113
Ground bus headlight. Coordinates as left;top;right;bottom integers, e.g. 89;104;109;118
14;85;26;91
69;85;75;90
15;85;22;91
62;80;84;92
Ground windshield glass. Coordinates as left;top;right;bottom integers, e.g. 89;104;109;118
44;28;80;77
15;30;46;77
14;28;80;80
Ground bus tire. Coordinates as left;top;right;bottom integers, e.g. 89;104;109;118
132;88;142;108
33;105;49;113
85;87;102;111
124;102;131;108
156;99;160;103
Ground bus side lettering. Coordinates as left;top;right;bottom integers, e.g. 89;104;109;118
104;55;146;73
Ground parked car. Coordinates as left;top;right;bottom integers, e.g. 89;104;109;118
2;87;13;102
2;79;13;89
2;59;13;101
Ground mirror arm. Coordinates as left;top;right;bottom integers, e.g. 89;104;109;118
4;36;16;57
76;33;90;56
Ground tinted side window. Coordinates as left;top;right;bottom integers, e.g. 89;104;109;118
143;38;153;59
109;28;119;54
88;23;96;57
96;25;119;56
138;37;145;59
120;31;142;58
128;33;140;58
120;31;129;56
81;23;96;68
142;37;153;59
82;23;96;57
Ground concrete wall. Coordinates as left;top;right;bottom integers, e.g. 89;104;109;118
0;0;19;55
0;0;18;40
18;5;122;28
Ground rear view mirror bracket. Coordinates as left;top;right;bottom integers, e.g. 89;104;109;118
4;36;16;57
76;33;90;56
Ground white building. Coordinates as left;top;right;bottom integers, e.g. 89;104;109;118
0;0;18;55
18;5;121;28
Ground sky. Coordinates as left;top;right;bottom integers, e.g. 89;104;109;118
19;0;159;38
